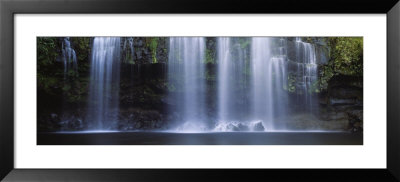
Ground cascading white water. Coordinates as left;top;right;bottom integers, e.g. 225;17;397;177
217;38;248;123
295;37;318;112
81;36;318;132
167;37;318;132
168;37;206;131
217;38;231;122
49;36;328;133
87;37;121;129
61;37;78;79
251;37;288;130
59;37;79;131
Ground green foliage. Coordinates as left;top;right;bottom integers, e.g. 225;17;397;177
238;38;251;49
63;38;91;102
310;80;320;94
63;78;89;103
304;37;313;43
37;37;59;68
284;74;296;93
37;73;59;95
70;37;91;62
311;37;363;92
328;37;363;76
318;65;334;90
37;37;61;96
204;38;217;64
146;37;159;63
62;84;71;92
204;48;215;64
37;37;93;103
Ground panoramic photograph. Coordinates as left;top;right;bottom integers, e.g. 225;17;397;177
37;37;363;145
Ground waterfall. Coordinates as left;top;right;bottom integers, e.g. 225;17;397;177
87;37;121;129
217;38;248;122
251;37;288;130
59;37;79;131
168;37;206;131
61;37;78;79
217;37;231;122
294;38;318;113
79;36;318;132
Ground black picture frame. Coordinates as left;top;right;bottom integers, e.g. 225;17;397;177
1;0;399;181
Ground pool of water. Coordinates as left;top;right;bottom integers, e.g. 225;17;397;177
37;131;362;145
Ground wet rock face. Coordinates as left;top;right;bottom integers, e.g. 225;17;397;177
121;37;169;64
37;110;89;132
317;75;363;132
329;87;362;102
38;113;62;132
329;98;359;106
285;38;329;66
327;76;363;108
315;44;329;65
348;111;363;133
118;109;166;131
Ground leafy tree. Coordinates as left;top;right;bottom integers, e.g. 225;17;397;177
328;37;363;76
317;37;363;91
37;37;59;68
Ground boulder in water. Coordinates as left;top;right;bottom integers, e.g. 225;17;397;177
252;121;265;131
237;123;250;131
214;121;263;132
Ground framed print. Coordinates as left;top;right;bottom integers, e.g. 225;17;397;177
1;0;400;181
